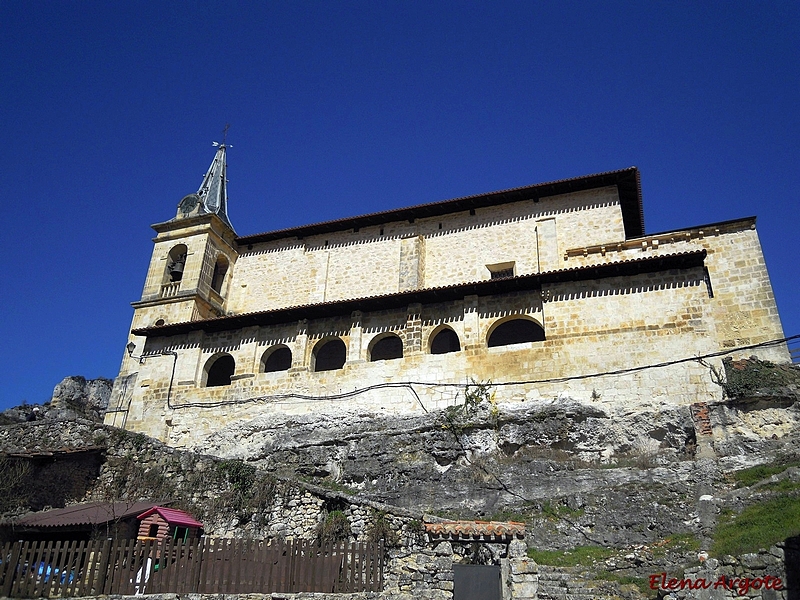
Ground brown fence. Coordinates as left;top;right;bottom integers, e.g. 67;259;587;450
0;537;384;597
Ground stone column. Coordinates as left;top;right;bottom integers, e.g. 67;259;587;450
348;311;365;364
536;218;558;272
399;235;425;291
405;303;423;354
290;319;309;372
463;295;480;352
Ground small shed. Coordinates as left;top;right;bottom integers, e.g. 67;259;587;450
136;506;203;542
0;501;162;542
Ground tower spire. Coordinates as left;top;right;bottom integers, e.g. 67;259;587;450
195;140;234;231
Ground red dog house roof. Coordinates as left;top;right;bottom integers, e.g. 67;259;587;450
137;506;203;528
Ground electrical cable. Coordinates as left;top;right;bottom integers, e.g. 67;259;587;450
156;332;798;541
165;333;799;410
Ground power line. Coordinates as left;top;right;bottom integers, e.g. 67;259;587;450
165;333;799;410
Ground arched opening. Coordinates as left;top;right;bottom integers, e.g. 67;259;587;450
487;318;545;347
313;338;346;372
369;334;403;361
210;255;229;294
263;345;292;372
430;327;461;354
206;354;235;387
165;244;188;283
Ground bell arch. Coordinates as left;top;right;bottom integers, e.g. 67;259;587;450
210;254;229;294
165;244;188;283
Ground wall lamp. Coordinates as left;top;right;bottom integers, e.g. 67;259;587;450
126;341;146;364
127;342;177;365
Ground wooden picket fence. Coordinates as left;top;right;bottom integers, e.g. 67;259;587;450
0;537;384;597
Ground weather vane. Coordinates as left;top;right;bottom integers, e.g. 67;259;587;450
212;123;232;148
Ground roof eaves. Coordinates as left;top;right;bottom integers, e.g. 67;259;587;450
5;502;163;529
636;215;757;240
133;249;705;337
237;167;643;244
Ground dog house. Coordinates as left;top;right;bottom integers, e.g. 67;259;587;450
136;506;203;542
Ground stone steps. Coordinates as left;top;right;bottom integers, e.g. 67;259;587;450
535;565;644;600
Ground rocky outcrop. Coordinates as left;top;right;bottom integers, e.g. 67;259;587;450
2;397;798;598
0;376;112;424
182;394;800;552
49;376;112;420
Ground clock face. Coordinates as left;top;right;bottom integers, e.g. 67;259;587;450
179;194;200;216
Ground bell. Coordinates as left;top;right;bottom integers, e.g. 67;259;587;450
169;261;185;281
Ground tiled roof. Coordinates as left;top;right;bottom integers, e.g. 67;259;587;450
133;248;706;337
425;520;525;540
6;502;161;529
236;167;644;244
137;506;203;528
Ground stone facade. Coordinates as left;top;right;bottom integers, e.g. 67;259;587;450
105;163;789;445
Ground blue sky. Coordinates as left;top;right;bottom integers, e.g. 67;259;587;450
1;1;797;411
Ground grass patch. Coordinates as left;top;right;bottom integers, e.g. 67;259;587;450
538;501;585;521
491;501;584;523
731;461;800;488
300;475;358;496
651;533;701;558
595;571;651;595
527;545;615;567
712;494;800;556
761;479;800;492
319;479;358;495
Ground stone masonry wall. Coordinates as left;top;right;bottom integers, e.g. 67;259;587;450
223;186;624;316
111;264;738;445
113;174;789;446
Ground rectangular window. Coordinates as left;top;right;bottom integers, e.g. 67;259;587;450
490;268;514;280
487;262;515;280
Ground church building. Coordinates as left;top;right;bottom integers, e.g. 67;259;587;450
105;145;789;445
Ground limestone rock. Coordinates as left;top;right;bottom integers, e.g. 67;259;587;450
50;376;112;421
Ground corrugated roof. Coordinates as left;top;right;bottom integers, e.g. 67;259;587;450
1;446;104;459
425;520;525;539
6;501;162;529
133;249;706;337
137;506;203;528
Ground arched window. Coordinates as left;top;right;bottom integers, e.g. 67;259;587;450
370;335;403;361
430;327;461;354
313;338;347;372
211;255;229;294
487;318;545;347
206;354;235;387
263;345;292;372
165;244;188;283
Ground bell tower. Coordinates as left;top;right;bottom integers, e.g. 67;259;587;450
124;143;239;359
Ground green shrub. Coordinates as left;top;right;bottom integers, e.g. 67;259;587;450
318;510;351;543
366;511;400;547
